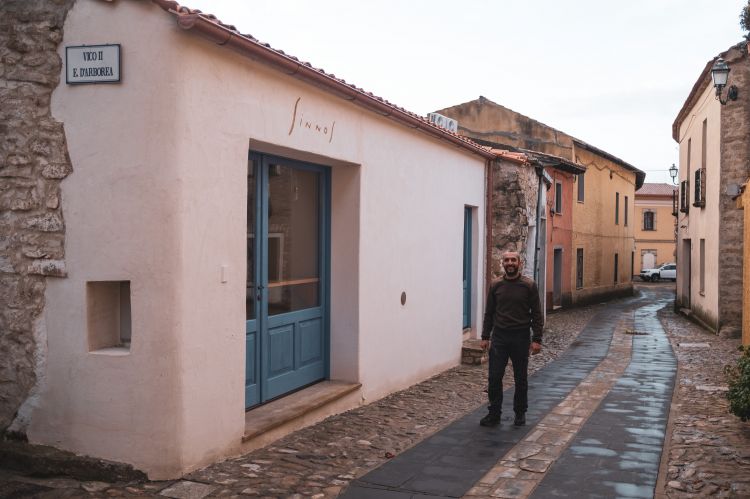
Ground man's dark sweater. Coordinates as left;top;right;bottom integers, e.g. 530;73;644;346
481;276;544;343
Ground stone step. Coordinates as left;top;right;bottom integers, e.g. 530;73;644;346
462;338;487;365
241;381;361;453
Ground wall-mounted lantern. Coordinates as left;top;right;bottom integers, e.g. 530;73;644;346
711;58;738;105
669;163;678;184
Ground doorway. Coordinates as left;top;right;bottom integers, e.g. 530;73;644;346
246;152;330;408
681;239;691;308
552;248;563;308
642;251;656;272
462;207;472;330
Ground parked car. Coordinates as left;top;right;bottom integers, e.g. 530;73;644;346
640;263;676;282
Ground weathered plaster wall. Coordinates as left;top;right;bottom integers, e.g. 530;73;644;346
570;146;636;304
718;45;750;334
438;96;574;158
546;169;574;308
0;0;75;433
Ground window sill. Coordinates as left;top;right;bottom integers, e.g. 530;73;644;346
89;345;131;356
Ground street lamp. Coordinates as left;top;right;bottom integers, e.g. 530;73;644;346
669;163;678;184
711;58;738;105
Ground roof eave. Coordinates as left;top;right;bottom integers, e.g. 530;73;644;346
151;1;496;160
672;60;713;142
672;41;748;142
572;139;645;189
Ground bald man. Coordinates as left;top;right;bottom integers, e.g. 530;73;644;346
479;251;543;427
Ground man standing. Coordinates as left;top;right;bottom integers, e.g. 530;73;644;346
480;251;543;427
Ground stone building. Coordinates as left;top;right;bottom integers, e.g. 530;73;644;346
672;41;749;335
437;97;645;307
634;183;678;274
0;0;506;478
465;137;584;310
0;0;76;435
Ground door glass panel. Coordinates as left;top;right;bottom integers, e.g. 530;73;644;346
267;164;320;315
246;158;258;321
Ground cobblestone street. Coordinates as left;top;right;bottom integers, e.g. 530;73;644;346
657;302;750;497
1;283;749;498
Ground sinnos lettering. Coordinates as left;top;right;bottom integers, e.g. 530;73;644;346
287;97;336;144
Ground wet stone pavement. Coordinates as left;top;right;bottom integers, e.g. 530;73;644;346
1;283;749;498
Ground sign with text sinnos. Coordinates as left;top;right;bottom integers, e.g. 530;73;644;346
66;44;120;84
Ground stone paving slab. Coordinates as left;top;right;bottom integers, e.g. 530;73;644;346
341;295;649;498
463;316;635;498
530;299;677;499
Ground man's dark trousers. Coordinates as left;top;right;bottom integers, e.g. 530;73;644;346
488;327;530;416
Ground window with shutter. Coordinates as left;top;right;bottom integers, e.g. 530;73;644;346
693;168;705;208
680;180;690;213
643;210;655;231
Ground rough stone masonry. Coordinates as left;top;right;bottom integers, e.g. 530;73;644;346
719;42;750;336
0;0;75;434
488;160;538;281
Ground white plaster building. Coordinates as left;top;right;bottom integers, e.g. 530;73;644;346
13;0;498;478
672;42;749;335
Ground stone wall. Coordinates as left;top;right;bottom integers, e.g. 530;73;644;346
719;44;750;335
488;160;538;281
0;0;75;433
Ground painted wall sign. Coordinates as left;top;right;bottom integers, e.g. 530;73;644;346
288;97;336;144
65;44;121;84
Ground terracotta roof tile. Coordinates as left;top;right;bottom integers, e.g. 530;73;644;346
489;149;531;165
150;0;496;158
636;183;677;196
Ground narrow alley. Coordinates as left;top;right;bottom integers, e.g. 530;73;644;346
1;284;748;498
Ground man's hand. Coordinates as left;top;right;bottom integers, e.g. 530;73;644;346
480;339;490;350
530;341;542;355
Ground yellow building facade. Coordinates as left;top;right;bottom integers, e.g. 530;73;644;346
740;183;750;346
570;143;640;302
633;184;678;275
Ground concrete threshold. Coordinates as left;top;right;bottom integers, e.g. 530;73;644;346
242;381;361;451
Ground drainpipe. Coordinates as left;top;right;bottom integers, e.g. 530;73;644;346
533;166;544;282
485;158;494;296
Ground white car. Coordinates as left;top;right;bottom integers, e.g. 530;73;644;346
640;263;676;282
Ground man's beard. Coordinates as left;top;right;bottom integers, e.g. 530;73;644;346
504;266;519;277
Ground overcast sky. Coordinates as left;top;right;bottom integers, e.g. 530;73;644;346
184;0;745;185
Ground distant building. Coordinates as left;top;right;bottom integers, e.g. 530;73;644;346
634;183;678;274
437;97;645;306
672;41;748;335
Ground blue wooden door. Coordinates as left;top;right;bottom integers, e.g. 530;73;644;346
462;207;472;329
246;153;329;408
